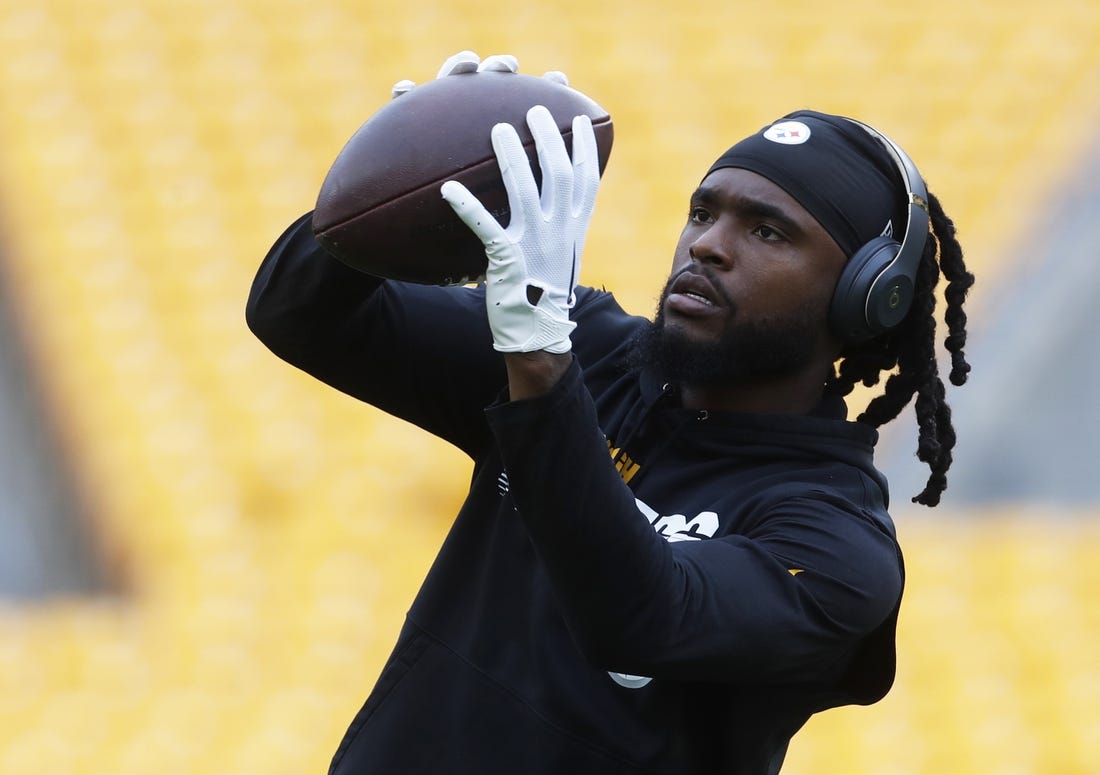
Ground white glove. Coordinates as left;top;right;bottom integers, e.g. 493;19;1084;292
391;50;569;99
441;105;601;354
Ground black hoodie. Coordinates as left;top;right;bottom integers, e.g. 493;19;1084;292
247;213;904;775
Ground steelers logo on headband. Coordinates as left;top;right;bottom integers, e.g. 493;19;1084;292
763;121;812;145
705;110;906;258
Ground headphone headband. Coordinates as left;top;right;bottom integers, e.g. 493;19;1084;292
829;118;931;341
844;118;930;302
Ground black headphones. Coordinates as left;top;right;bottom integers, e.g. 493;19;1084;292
828;119;930;343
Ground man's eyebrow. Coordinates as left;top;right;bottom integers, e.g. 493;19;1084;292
691;185;805;236
690;185;722;207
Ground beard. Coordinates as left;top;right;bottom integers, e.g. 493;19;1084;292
627;281;826;387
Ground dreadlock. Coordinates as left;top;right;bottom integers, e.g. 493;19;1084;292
826;191;974;507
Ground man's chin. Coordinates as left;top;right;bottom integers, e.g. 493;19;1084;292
628;311;820;387
627;320;734;385
659;312;726;344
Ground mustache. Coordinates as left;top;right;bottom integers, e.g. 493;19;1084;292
660;265;736;310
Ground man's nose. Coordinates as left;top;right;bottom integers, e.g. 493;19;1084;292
688;224;733;269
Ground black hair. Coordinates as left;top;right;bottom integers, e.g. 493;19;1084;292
826;191;974;506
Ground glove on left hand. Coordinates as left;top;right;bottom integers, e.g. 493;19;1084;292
441;105;601;354
391;51;568;99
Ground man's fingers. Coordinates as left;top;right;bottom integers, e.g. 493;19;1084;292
490;121;538;231
436;50;480;78
396;49;483;99
478;54;519;73
526;105;571;217
570;114;600;216
441;180;506;247
391;79;415;99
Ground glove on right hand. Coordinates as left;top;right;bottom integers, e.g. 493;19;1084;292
441;106;601;354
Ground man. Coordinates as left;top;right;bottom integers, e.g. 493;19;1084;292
247;52;973;775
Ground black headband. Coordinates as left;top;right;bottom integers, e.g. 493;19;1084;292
705;109;906;257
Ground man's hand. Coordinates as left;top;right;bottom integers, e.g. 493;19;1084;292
391;50;569;99
440;106;601;354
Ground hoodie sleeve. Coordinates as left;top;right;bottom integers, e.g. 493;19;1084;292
485;358;903;691
246;212;507;454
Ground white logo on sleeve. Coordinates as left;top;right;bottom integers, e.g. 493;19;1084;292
634;498;719;542
763;120;812;145
606;498;721;690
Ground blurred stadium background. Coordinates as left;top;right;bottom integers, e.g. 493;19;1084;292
0;0;1097;772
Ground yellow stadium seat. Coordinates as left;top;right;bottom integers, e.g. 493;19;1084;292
2;2;1100;772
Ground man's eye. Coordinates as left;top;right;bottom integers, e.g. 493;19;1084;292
689;207;712;224
753;224;785;242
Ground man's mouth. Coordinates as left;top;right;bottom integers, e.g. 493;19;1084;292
677;290;714;306
665;270;726;316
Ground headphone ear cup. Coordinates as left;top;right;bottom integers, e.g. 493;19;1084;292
829;236;902;343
